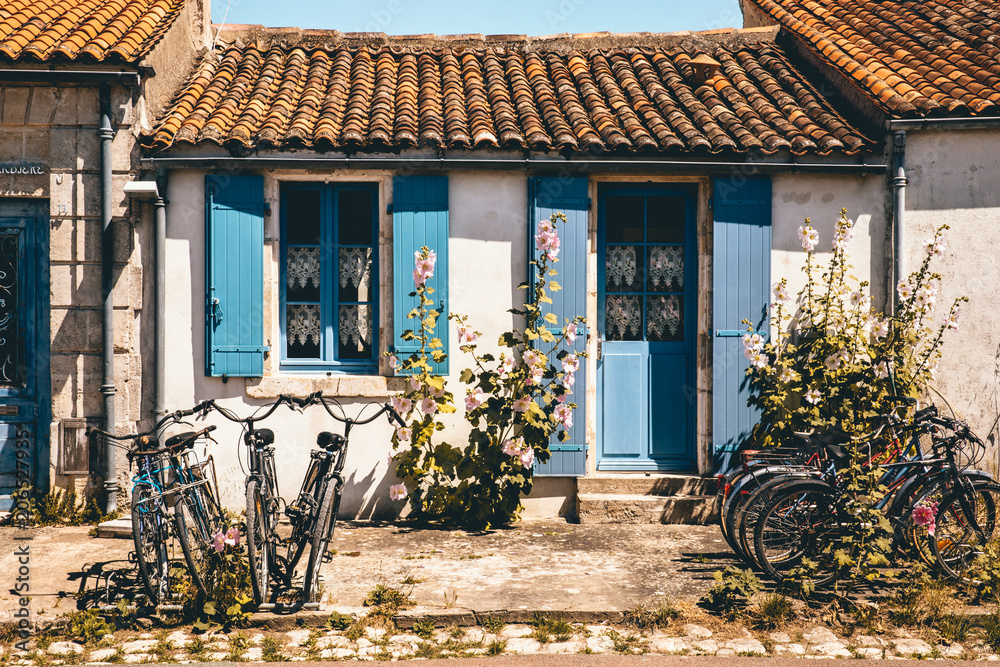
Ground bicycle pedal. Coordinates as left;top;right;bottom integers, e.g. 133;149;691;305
323;552;333;563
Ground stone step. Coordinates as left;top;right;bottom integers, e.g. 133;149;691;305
577;474;716;497
576;493;719;525
95;517;133;538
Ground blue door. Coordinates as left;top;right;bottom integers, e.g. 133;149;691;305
0;201;50;508
597;185;697;471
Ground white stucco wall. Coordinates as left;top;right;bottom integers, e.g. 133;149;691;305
770;173;888;309
905;130;1000;461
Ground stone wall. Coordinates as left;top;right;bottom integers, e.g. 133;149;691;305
0;81;146;499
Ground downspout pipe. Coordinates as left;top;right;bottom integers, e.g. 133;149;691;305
154;170;168;419
99;83;117;514
891;130;907;315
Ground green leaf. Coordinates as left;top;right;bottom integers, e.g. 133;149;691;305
543;313;558;325
549;281;561;292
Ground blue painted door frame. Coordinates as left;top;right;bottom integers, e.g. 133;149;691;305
596;184;697;471
0;200;50;508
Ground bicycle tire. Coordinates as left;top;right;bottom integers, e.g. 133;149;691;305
246;479;273;605
132;485;170;605
931;480;1000;583
753;479;839;587
302;478;339;603
737;473;819;569
175;484;221;597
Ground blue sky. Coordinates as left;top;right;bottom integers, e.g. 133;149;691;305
213;0;745;36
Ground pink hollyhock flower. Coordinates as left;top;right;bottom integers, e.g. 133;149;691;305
498;355;516;376
458;325;479;346
391;395;412;416
555;393;569;403
519;447;535;468
213;531;226;553
396;426;412;442
225;527;240;547
389;484;408;501
535;229;561;260
566;322;578;343
798;225;819;252
465;387;484;410
912;502;937;536
513;396;532;413
554;404;573;428
562;354;580;374
537;218;554;234
522;349;539;366
525;366;543;386
409;375;420;391
420;396;438;415
388;354;398;371
563;372;575;390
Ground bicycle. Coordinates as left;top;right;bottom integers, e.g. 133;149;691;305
199;395;299;606
88;404;219;604
288;392;405;603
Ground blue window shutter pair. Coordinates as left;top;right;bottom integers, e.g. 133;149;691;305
530;177;588;477
205;174;265;377
712;176;772;473
392;175;450;375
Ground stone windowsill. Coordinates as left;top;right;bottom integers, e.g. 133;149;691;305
245;375;411;399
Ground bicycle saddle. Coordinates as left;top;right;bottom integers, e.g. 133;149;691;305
317;431;345;452
165;432;199;452
254;429;275;446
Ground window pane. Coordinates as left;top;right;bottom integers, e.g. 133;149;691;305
339;189;374;246
338;247;373;303
604;195;644;243
647;245;684;292
605;245;644;293
285;189;321;245
646;196;685;243
605;294;642;341
338;305;372;359
286;304;321;358
286;246;321;302
647;295;683;342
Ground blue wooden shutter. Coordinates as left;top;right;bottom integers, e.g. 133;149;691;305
205;174;265;377
392;175;449;375
530;177;588;477
712;176;771;472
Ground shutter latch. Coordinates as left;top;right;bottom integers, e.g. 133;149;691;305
210;298;224;326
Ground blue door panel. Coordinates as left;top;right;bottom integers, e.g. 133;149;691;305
649;353;689;461
601;349;645;458
712;177;771;473
0;205;50;507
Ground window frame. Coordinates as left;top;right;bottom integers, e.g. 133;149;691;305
279;181;379;373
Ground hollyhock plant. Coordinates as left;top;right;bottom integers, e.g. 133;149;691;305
389;484;408;501
388;214;584;530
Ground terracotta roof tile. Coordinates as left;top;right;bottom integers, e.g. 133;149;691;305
0;0;183;63
145;37;873;156
746;0;1000;117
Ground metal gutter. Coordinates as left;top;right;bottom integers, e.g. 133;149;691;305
0;69;141;85
142;155;887;175
99;83;117;514
888;116;1000;131
891;130;907;315
154;170;168;420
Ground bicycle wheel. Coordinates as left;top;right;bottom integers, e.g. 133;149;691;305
753;480;839;587
175;484;221;597
283;460;323;578
246;479;274;605
931;481;1000;583
132;484;170;605
302;478;339;603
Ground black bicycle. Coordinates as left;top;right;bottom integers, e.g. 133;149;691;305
288;392;405;603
